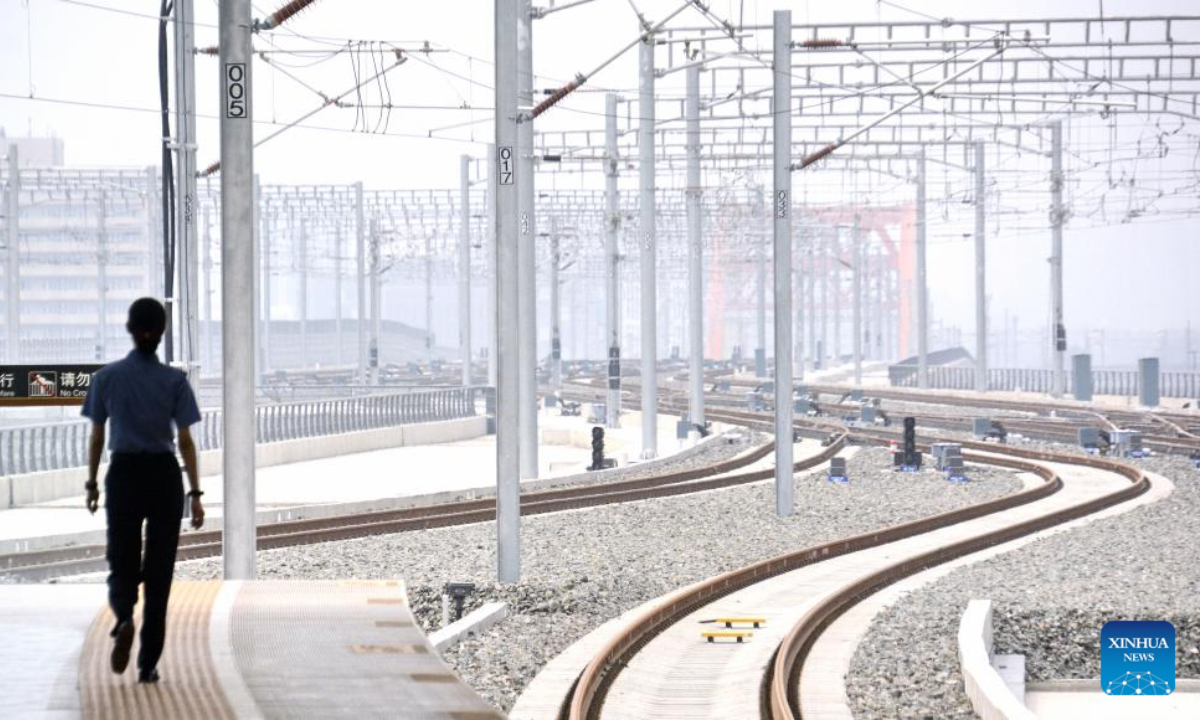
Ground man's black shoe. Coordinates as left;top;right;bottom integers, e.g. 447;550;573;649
111;621;134;674
138;668;160;684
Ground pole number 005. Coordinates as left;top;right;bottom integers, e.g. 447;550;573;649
225;63;247;119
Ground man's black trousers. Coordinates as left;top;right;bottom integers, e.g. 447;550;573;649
104;452;184;673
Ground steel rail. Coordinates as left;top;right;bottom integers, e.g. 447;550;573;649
561;423;1074;720
0;431;782;581
557;383;1156;720
765;448;1149;720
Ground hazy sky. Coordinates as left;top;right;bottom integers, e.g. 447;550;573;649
2;0;1198;364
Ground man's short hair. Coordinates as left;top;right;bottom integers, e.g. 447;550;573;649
126;298;167;351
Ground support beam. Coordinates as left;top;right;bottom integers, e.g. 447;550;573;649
773;10;793;516
1050;121;1066;398
974;139;988;392
218;0;256;580
686;66;704;429
604;93;621;429
916;149;929;388
517;1;539;479
460;154;472;386
639;27;658;460
495;0;522;583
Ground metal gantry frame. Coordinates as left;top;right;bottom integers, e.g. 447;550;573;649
6;9;1200;581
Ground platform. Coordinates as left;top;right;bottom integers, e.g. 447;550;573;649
0;409;688;557
0;579;501;720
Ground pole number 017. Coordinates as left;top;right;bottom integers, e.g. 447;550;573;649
498;146;514;185
225;63;247;119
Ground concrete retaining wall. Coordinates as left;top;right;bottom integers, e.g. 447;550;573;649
1;416;486;509
958;599;1036;720
427;602;509;654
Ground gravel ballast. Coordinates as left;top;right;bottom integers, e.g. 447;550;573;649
847;454;1200;719
168;445;1021;712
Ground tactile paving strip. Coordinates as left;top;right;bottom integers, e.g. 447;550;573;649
80;580;234;720
229;580;503;720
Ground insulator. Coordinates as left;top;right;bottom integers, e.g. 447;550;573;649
801;38;844;49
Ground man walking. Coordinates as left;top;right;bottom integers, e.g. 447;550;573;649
83;298;205;683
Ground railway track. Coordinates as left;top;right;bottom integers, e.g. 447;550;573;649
1;428;847;582
555;392;1153;720
564;376;1200;456
767;448;1147;720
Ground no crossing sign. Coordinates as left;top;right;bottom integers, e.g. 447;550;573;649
0;365;104;406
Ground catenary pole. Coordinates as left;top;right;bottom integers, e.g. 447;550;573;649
916;149;929;388
5;145;19;361
773;10;793;516
334;224;343;367
604;93;622;428
756;218;767;377
495;0;522;583
175;0;200;381
487;144;498;388
819;231;828;368
355;181;366;383
252;177;263;380
1050;121;1066;397
639;27;658;459
794;222;804;380
370;219;381;384
974;139;988;392
460;154;472;386
686;65;704;429
203;202;214;373
299;217;308;369
517;0;539;478
806;232;815;370
218;0;256;580
832;227;842;363
853;214;862;385
262;195;272;373
550;218;562;390
97;190;108;360
425;232;434;364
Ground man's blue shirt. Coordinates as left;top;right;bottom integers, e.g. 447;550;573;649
81;349;202;453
